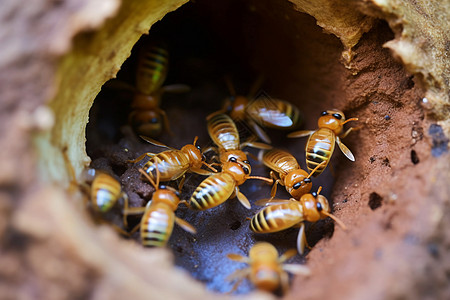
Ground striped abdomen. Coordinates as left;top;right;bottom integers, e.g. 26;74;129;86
247;98;302;129
140;203;174;247
143;150;190;181
91;173;122;213
190;173;235;210
135;44;169;95
250;202;304;233
305;128;335;177
263;149;300;176
207;114;240;151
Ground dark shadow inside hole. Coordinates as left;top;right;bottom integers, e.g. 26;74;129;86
368;192;383;210
229;220;241;231
410;149;419;165
82;0;368;294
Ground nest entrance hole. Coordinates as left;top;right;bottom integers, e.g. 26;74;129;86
83;0;400;294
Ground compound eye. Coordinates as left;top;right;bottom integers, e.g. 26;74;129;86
242;166;249;174
175;190;181;197
311;192;317;198
150;117;159;124
229;157;237;163
243;160;250;165
159;185;167;190
321;111;328;116
293;182;301;189
332;113;342;120
316;202;323;211
196;145;201;151
303;178;311;183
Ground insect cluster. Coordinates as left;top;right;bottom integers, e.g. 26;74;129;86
79;41;358;295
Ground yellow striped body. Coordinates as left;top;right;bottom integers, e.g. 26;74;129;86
143;150;190;181
263;149;300;179
207;114;240;152
305;128;335;176
190;172;235;210
246;98;301;129
90;173;122;213
248;243;283;292
135;44;169;95
140;202;174;247
250;202;304;233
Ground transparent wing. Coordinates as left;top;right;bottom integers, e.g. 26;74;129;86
175;217;197;234
336;136;355;161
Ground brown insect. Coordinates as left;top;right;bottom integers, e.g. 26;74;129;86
189;156;272;210
288;109;358;177
128;136;217;188
250;187;346;254
106;42;189;137
261;148;326;199
129;42;191;137
208;76;302;143
62;148;129;234
205;113;271;165
126;167;196;247
227;242;310;294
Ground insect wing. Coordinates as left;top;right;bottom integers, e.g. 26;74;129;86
336;136;355;161
297;223;307;255
282;264;311;276
175;217;197;234
247;96;296;128
236;187;251;209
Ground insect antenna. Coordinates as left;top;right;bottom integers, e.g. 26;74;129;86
315;185;347;230
246;175;273;184
316;186;323;195
320;210;347;230
342;117;358;125
306;161;327;179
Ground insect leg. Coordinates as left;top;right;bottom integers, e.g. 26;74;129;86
226;268;251;294
278;248;298;263
269;171;283;200
127;152;155;164
177;175;186;191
